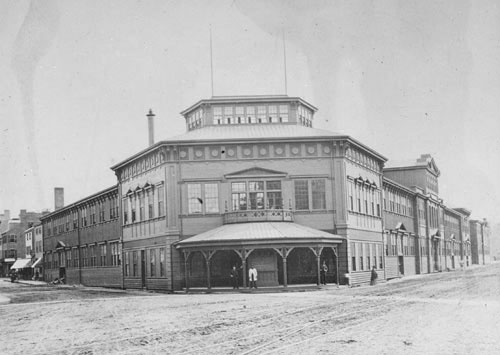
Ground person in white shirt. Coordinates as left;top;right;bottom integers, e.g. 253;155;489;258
248;265;258;289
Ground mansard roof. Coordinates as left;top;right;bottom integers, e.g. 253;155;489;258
384;154;440;176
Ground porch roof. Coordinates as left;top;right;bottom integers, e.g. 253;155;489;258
175;222;344;249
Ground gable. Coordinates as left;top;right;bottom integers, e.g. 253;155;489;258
427;158;441;176
225;167;288;179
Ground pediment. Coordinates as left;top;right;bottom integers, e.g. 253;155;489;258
395;222;407;231
56;241;66;249
426;158;440;176
225;167;287;179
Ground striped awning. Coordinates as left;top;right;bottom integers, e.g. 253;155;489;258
10;258;32;270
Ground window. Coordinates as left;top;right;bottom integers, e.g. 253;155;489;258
73;211;78;229
231;182;247;210
82;247;88;267
82;208;87;227
131;196;136;222
150;249;156;277
133;251;138;276
100;244;107;266
160;248;165;277
90;204;96;224
378;244;383;269
89;245;96;267
147;189;154;219
157;185;165;216
266;181;282;209
139;192;145;221
351;242;357;271
123;198;129;224
125;252;129;276
111;242;121;266
366;244;371;270
312;179;326;210
359;243;364;271
187;183;219;214
249;181;264;209
205;184;219;213
73;248;79;268
391;234;397;256
279;105;288;122
188;184;202;213
99;202;105;222
294;180;309;210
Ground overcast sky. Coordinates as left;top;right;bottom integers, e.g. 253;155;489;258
1;0;499;223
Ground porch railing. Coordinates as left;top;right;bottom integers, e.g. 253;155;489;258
223;209;294;224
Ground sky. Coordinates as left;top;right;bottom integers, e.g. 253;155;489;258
0;0;499;224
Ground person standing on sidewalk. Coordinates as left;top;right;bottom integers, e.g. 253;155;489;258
248;265;258;289
320;261;328;285
230;265;239;289
370;266;378;286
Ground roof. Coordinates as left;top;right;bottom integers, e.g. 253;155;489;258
167;124;341;142
40;185;118;221
111;125;388;170
180;95;318;116
176;222;344;249
384;154;440;176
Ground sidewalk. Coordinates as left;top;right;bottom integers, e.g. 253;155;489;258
1;278;48;286
180;283;344;294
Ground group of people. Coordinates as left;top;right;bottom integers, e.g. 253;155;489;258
229;261;379;289
230;265;258;289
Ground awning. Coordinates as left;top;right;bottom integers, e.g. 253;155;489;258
10;258;32;270
430;228;441;238
176;222;344;250
31;257;43;268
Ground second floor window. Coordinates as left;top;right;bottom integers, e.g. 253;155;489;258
188;183;219;214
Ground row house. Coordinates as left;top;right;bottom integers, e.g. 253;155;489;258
41;186;122;287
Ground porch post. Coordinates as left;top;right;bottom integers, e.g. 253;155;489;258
183;251;190;293
335;246;340;288
201;250;215;290
283;256;288;287
242;258;247;288
316;254;321;286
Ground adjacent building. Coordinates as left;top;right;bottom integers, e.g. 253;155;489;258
41;186;122;286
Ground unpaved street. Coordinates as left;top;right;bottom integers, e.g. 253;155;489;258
2;264;500;354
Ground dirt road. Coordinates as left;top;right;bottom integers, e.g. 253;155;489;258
2;263;499;354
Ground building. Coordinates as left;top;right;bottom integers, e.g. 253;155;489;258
109;95;387;291
0;210;44;277
470;219;490;265
41;186;122;286
37;95;489;290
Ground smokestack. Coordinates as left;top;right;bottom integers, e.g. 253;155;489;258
54;187;64;210
147;109;155;146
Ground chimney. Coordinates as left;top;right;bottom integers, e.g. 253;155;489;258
54;187;64;210
147;109;155;146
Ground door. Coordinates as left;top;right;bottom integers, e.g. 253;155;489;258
141;250;146;288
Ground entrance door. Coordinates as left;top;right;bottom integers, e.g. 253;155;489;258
248;250;278;286
141;250;146;288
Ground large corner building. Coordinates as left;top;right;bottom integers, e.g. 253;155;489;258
40;95;491;290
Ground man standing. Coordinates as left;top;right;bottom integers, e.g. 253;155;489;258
320;261;328;285
248;265;258;289
370;266;378;286
230;265;239;289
